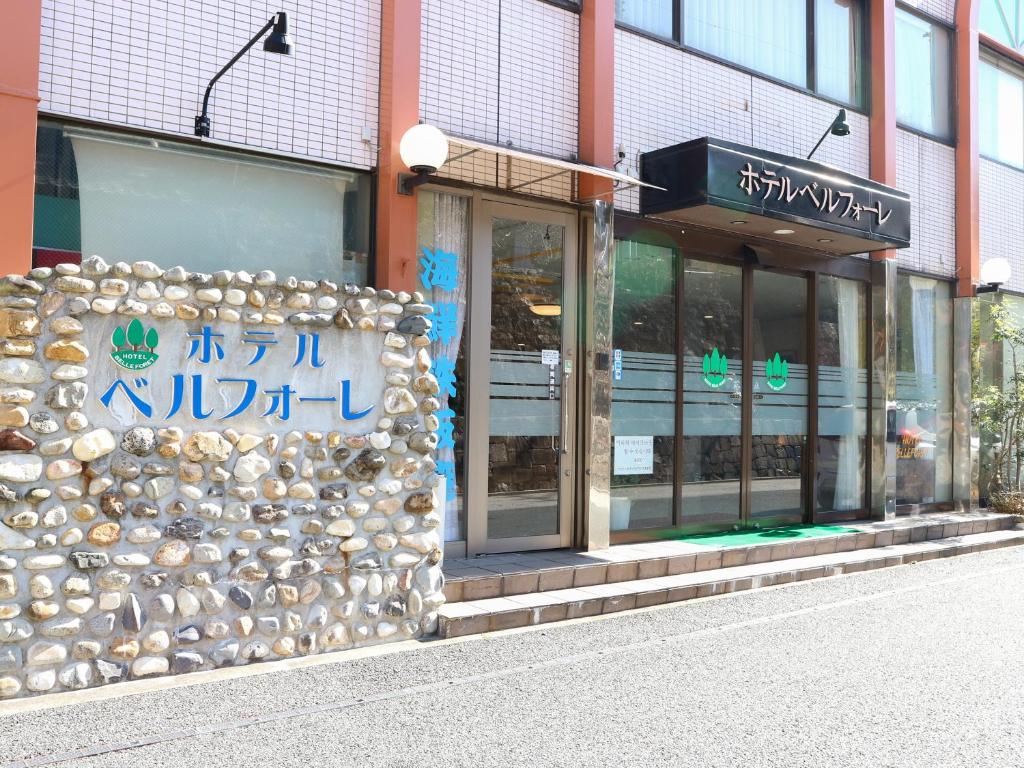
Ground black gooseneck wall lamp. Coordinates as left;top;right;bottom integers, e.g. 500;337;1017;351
806;108;851;160
194;11;292;138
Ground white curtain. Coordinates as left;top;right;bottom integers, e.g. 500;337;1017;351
833;278;863;510
684;0;808;87
418;192;470;542
69;128;362;282
909;277;936;391
814;0;856;104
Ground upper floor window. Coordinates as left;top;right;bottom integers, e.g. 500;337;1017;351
894;7;952;140
615;0;865;108
980;0;1024;51
980;56;1024;169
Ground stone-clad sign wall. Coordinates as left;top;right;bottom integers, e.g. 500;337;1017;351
0;257;445;699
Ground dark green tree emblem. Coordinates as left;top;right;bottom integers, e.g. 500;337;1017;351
702;347;728;389
765;352;789;391
110;318;159;370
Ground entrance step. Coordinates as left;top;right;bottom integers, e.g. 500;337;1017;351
442;512;1014;604
437;515;1023;639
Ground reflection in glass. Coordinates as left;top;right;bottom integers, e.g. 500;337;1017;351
610;240;677;531
816;276;867;516
487;219;564;538
895;274;953;506
416;191;469;542
681;259;743;525
750;271;807;520
615;0;674;38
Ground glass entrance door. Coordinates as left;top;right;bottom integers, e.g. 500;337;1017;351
748;269;809;524
467;201;576;553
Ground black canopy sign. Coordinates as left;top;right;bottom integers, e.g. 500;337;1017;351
639;137;911;255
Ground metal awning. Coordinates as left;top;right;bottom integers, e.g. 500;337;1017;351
444;134;663;194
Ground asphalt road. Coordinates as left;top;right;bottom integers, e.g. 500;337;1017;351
3;546;1024;768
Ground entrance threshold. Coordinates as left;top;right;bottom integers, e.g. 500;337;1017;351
438;512;1021;637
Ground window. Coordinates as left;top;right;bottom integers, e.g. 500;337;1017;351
895;274;953;507
894;7;952;139
610;239;678;532
980;56;1024;169
980;0;1024;51
615;0;865;108
33;121;372;283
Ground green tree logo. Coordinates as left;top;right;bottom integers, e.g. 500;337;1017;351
110;318;159;370
765;352;789;391
702;347;728;388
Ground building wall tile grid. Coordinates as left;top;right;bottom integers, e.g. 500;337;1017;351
420;0;501;145
908;0;955;24
613;30;870;214
39;0;380;169
979;159;1024;293
421;0;578;177
895;129;956;278
497;0;578;158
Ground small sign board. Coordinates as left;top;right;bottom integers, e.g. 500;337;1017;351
614;435;654;475
541;349;560;366
613;348;623;381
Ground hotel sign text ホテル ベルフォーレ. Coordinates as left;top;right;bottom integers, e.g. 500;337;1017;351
638;137;912;256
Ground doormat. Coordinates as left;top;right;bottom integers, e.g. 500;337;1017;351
675;524;860;549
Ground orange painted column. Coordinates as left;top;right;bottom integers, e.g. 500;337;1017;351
954;0;980;298
868;0;897;244
374;0;421;293
0;1;42;275
577;0;615;199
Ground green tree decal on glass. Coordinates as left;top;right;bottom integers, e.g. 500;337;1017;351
702;347;728;388
110;319;160;370
765;352;789;391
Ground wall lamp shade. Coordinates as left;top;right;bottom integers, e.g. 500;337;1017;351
400;124;450;174
263;12;292;54
194;12;293;138
806;108;851;159
980;258;1011;286
978;258;1012;294
529;304;562;317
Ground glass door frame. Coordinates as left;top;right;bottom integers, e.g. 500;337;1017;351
465;196;579;555
610;216;874;543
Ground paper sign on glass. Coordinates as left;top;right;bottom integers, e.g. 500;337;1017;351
541;349;560;366
614;435;654;475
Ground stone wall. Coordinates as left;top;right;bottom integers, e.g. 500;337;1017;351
0;257;445;699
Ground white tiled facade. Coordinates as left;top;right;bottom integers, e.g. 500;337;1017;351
38;0;380;168
895;129;956;276
421;0;578;158
980;158;1024;293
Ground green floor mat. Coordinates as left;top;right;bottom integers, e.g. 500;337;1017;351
675;524;859;549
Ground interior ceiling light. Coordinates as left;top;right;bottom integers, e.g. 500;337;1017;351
529;304;562;317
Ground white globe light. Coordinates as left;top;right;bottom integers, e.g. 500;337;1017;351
980;257;1012;286
399;123;449;174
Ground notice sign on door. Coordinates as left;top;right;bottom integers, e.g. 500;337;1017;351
614;435;654;475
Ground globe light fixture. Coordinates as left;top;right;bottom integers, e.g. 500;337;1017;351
398;123;450;195
194;12;292;138
977;258;1012;294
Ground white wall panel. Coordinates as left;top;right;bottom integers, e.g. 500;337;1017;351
980;158;1024;293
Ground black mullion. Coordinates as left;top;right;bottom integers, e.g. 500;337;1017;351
807;0;817;94
675;0;683;45
673;248;684;528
